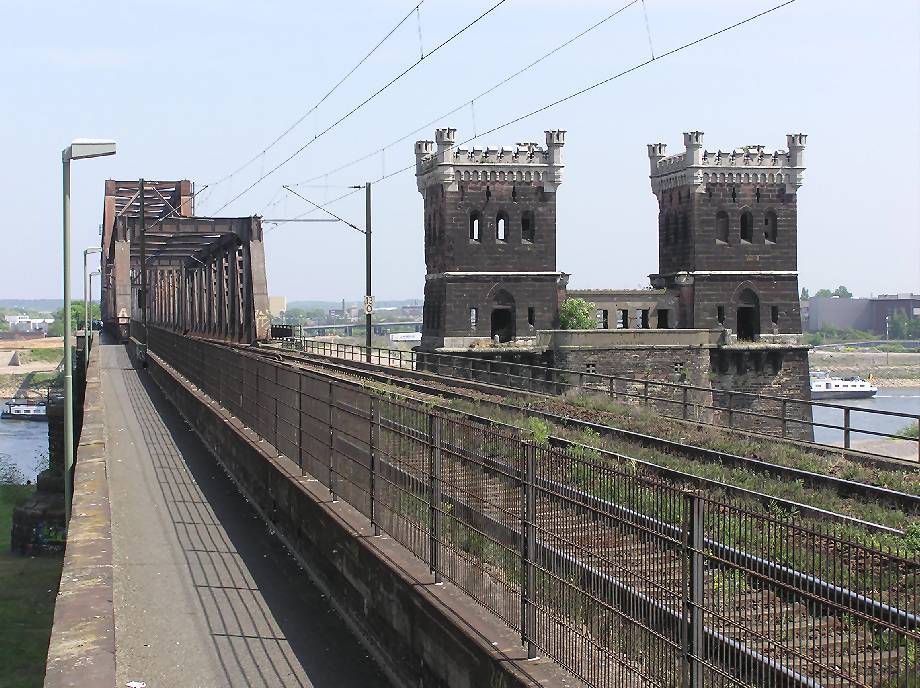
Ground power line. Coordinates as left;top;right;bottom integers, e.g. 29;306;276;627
267;0;796;235
205;1;426;196
282;185;365;233
212;0;511;215
289;0;640;188
275;0;799;225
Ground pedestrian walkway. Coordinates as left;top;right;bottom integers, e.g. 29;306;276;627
101;342;389;688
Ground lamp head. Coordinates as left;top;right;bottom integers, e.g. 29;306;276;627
63;139;116;162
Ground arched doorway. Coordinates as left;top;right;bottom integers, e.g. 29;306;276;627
490;289;516;342
735;288;760;341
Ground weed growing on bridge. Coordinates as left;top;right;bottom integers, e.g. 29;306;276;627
443;398;919;543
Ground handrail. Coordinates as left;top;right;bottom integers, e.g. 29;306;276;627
281;336;920;462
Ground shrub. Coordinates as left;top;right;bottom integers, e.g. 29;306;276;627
559;298;597;330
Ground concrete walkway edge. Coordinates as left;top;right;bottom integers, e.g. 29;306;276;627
44;343;117;688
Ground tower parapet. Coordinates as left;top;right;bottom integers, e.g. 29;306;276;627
648;130;807;194
415;128;565;193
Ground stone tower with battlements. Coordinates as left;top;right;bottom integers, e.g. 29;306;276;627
647;131;807;340
414;127;566;350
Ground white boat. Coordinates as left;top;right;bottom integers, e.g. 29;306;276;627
809;372;878;400
1;398;48;421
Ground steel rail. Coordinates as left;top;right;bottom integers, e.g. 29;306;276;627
252;342;920;520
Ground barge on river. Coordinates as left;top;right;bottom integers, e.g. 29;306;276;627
1;398;48;421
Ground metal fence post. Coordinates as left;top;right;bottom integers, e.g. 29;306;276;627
781;399;788;438
684;491;704;688
328;381;336;501
644;380;650;406
682;386;689;421
843;407;851;449
297;373;304;474
428;412;442;583
369;397;378;535
521;442;537;659
273;364;279;451
727;392;734;429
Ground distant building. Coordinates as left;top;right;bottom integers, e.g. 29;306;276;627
805;294;920;334
4;315;54;334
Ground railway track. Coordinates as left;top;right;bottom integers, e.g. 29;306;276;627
145;332;919;688
251;342;920;530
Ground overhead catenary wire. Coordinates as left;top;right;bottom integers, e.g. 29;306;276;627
288;0;641;188
641;0;655;59
273;0;798;230
212;0;511;215
204;0;427;196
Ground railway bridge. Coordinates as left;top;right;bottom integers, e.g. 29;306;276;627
43;183;919;688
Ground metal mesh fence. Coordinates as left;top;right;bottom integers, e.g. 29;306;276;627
146;328;920;688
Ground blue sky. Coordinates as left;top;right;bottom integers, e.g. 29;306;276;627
2;0;917;302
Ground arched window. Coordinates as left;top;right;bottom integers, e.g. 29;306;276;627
715;211;729;244
496;212;508;242
469;212;481;242
521;211;535;243
764;210;778;243
740;211;753;244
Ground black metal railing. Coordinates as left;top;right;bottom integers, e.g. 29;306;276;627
277;336;920;463
146;327;920;688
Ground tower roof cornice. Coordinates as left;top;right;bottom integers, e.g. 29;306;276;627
647;131;807;194
414;128;565;193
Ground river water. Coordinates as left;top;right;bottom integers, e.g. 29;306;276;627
0;418;48;483
810;386;920;450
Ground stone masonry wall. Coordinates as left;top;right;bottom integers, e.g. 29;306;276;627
425;180;556;274
709;346;813;440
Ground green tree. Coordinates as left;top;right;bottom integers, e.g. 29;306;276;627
47;303;101;337
814;289;833;298
832;285;853;298
889;312;920;340
559;298;597;330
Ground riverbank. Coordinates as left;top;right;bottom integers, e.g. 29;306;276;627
809;349;920;386
0;484;62;688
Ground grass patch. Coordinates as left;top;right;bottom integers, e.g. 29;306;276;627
543;391;920;497
0;485;62;688
444;396;920;538
900;422;920;440
27;349;62;365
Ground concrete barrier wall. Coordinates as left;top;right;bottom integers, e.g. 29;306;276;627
143;346;570;688
43;345;116;688
539;327;722;348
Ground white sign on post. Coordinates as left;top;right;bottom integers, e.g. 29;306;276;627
363;296;374;315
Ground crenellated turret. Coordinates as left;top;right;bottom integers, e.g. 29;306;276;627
648;130;807;194
415;127;565;193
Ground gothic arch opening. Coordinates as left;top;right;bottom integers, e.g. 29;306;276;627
496;211;509;242
764;210;778;243
521;210;535;243
740;210;754;244
716;210;729;244
490;289;516;342
469;212;481;242
735;288;760;341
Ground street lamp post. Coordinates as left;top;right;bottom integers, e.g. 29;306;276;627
62;139;115;525
84;247;102;370
281;183;373;361
364;182;372;362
